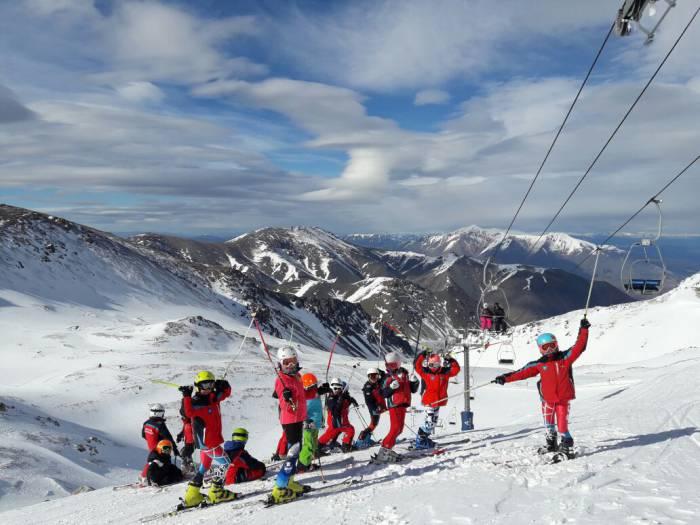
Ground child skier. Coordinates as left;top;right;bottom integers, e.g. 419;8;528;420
356;367;386;449
297;372;331;472
269;346;309;505
146;439;184;487
140;403;179;482
222;428;266;484
494;318;590;459
413;350;461;449
319;377;359;453
374;352;419;463
179;371;235;507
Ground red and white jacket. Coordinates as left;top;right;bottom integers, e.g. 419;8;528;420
504;328;589;403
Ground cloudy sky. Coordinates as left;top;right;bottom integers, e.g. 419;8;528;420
1;0;699;237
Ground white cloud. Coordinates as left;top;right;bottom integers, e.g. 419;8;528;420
414;89;450;106
263;0;614;91
115;81;165;103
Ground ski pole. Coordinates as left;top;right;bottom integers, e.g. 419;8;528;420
427;380;495;407
254;317;296;411
222;313;256;380
353;405;369;430
324;330;342;384
583;247;601;319
103;366;180;388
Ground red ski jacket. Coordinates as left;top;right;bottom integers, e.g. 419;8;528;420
182;380;231;449
380;367;419;408
274;373;307;425
504;327;589;403
362;379;387;416
141;417;177;453
414;354;461;407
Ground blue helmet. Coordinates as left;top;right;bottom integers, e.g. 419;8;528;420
536;333;558;355
536;333;557;346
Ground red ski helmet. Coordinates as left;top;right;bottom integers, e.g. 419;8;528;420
427;354;442;369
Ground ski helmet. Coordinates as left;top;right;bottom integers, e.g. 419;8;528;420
330;377;343;392
483;302;489;308
277;345;299;373
536;333;558;355
231;427;249;443
385;352;401;370
302;372;318;390
149;403;165;418
427;354;442;369
195;370;215;386
367;367;380;376
156;439;173;455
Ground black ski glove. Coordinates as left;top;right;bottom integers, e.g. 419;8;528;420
176;431;184;443
580;318;591;329
179;385;193;397
494;375;507;385
282;388;293;402
214;379;230;392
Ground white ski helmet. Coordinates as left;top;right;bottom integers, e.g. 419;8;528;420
483;302;489;308
277;345;298;362
330;377;343;391
149;403;165;418
367;367;380;376
385;352;402;370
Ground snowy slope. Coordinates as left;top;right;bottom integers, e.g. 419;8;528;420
1;266;699;523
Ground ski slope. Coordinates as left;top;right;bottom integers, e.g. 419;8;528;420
0;275;699;523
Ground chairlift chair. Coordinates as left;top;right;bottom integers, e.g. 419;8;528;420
620;198;666;295
496;342;516;366
614;0;677;43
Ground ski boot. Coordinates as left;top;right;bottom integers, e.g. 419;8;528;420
412;433;436;450
372;446;402;464
207;479;238;504
341;442;355;453
182;481;205;508
267;485;298;505
556;437;575;460
287;476;311;495
537;432;558;455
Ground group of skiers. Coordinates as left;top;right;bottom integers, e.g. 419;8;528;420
139;316;590;507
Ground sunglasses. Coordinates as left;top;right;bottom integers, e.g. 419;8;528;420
540;342;558;352
198;380;215;389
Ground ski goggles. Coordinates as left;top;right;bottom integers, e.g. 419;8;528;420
367;373;380;380
540;342;558;352
281;357;298;367
197;380;215;390
160;445;172;453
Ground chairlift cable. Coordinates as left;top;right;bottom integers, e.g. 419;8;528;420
526;5;700;258
576;154;700;269
486;22;615;266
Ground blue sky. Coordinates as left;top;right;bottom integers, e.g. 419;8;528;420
1;0;699;237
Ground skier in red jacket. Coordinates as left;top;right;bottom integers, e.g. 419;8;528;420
269;345;309;505
413;350;460;449
179;370;234;507
373;352;419;463
140;404;178;482
176;413;195;476
318;377;359;452
494;318;590;459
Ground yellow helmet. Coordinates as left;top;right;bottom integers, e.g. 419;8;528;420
195;370;215;385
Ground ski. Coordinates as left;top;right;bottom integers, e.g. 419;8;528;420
262;476;362;507
139;490;263;523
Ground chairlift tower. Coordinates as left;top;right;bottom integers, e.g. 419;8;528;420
460;332;474;431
